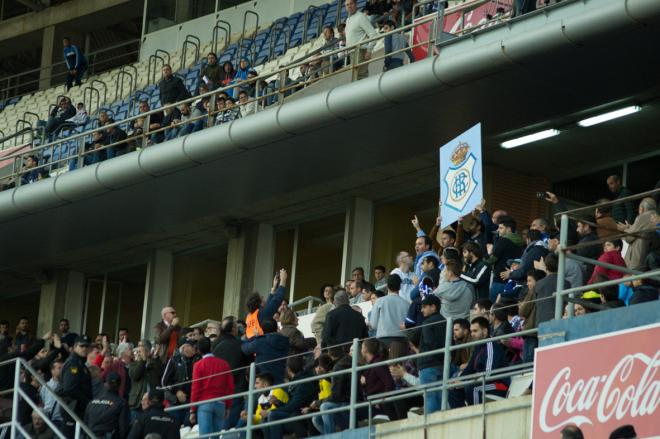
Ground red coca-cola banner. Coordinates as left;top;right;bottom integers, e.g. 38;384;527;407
531;323;660;438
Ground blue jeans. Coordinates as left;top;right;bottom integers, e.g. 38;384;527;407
419;367;442;414
223;396;243;430
490;282;505;303
522;337;537;363
198;401;225;437
312;402;348;435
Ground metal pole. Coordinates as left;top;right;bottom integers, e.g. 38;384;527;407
555;214;568;319
441;316;453;410
10;359;20;439
246;362;256;439
140;0;149;58
307;299;313;314
349;337;359;428
74;422;80;439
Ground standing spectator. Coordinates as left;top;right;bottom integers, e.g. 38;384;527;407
595;200;620;239
547;230;584;288
412;233;441;279
588;239;627;284
433;261;474;320
519;269;546;363
189;337;234;436
127;389;180;439
485;216;524;300
449;317;509;407
159;64;190;106
263;356;316;439
279;309;308;354
513;0;536;17
241;318;290;384
84;372;130;439
128;340;163;420
14;317;32;352
62;37;87;90
576;216;602;279
619;197;657;271
607;175;636;224
41;359;64;428
345;0;378;79
461;241;490;300
534;253;570;325
161;339;198;427
501;229;549;284
461;215;488;256
382;20;414;71
373;266;387;291
409;255;441;302
58;319;77;350
213;316;251;430
311;285;335;345
369;274;410;347
60;335;93;437
321;290;368;349
417;295;446;414
245;270;287;340
0;320;11;355
154;306;180;362
200;53;222;90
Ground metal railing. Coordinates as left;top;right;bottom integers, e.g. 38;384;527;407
0;356;97;439
289;295;325;314
212;20;232;55
1;0;554;187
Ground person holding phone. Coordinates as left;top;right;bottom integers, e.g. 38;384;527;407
244;269;288;340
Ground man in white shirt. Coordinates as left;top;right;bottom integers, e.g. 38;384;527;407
390;251;415;301
41;359;64;426
345;0;378;79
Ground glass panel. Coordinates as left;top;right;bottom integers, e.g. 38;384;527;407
552;166;623;205
0;291;40;344
84;279;104;337
145;0;250;34
626;155;660;195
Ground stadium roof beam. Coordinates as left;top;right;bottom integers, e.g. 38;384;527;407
14;0;47;12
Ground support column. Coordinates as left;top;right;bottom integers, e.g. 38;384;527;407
63;271;86;334
253;223;276;296
37;269;85;335
39;25;56;90
141;250;174;340
341;197;375;284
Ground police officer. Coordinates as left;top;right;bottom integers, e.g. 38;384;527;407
60;335;92;438
127;389;180;439
84;372;129;439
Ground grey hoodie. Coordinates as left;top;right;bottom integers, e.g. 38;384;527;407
433;279;474;320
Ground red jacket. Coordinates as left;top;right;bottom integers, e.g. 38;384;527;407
190;354;234;413
589;250;626;284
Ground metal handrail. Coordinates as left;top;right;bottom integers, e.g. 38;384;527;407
115;70;134;104
302;5;323;45
269;21;292;62
554;187;660;217
235;37;257;67
83;86;101;118
289;295;325;314
91;79;108;107
212;19;231;55
181;34;201;69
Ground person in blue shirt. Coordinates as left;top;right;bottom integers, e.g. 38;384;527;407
62;37;87;91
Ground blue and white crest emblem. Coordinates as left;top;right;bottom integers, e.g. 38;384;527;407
443;142;479;212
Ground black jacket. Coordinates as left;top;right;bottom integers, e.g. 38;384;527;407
127;406;180;439
576;232;602;279
241;333;290;384
161;353;196;405
461;259;491;300
213;334;251;391
486;233;524;279
327;355;353;404
84;389;130;438
159;75;190;105
0;339;44;391
321;304;368;348
273;371;316;415
509;241;549;282
418;312;446;370
60;352;93;417
18;382;40;424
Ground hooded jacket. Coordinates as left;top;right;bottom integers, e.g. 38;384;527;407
241;333;290;384
486;232;524;278
509;240;549;282
433;279;474;320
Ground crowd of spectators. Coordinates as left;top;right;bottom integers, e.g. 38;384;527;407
1;174;658;438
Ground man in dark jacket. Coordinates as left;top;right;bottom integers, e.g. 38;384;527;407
60;335;93;437
0;333;46;392
104;120;129;159
534;253;571;325
161;338;198;426
62;37;87;90
485;216;524;301
128;340;163;416
321;291;368;349
314;354;353;434
127;389;180;439
607;175;636;224
200;52;222;89
417;295;446;414
241;318;289;384
504;230;549;284
159;64;190;106
264;355;316;439
45;97;76;137
84;372;129;439
576;216;602;279
461;241;491;300
213;316;251;429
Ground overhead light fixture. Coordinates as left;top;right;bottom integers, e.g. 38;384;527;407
501;129;560;149
577;105;641;127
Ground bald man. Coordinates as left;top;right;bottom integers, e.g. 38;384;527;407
153;306;180;361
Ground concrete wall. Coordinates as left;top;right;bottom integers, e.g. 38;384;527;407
374;395;532;438
140;0;333;62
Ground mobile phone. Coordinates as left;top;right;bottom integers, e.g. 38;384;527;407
536;191;546;200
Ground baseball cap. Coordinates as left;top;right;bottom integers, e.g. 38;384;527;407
106;372;121;387
421;295;441;308
506;258;522;267
177;336;196;348
148;388;165;403
74;335;92;346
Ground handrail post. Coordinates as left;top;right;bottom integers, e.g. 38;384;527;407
556;214;569;319
351;45;359;81
307;298;313;314
441;316;453;410
246;362;256;439
349;337;359;428
10;358;20;439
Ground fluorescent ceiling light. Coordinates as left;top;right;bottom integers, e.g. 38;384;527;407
577;105;641;127
501;129;560;149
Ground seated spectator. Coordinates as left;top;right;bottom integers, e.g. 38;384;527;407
451;318;472;376
22;411;54;439
470;298;492;320
576;215;602;279
235;372;288;434
499;259;525;300
238;90;256;118
369;274;410;347
65;102;89;126
417;294;446;415
97;110;110;127
200;52;222;90
321;290;368;349
595;199;619;239
489;302;515;363
126;389;179;439
190;337;234;436
433;260;474;320
20;155;39;185
263;356;316;439
461;241;490;300
161;102;182;141
306;354;333;413
619;197;657;271
449;317;510;408
217;61;234;87
373;265;387;291
104;119;129;158
233;58;251;83
242;318;290;384
159;64;190;106
600;285;626;309
382;20;414;71
171;102;194;137
588;239;626;284
245;270;287;340
360;338;396;419
44;97;76;139
137;100;164;145
313;348;353;434
84;372;130;439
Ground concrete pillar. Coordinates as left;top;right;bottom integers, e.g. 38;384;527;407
341;197;375;285
253;223;276;296
37;269;85;335
63;271;86;334
39;25;56;90
141;250;174;340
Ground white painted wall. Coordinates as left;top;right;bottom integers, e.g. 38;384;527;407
140;0;336;62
